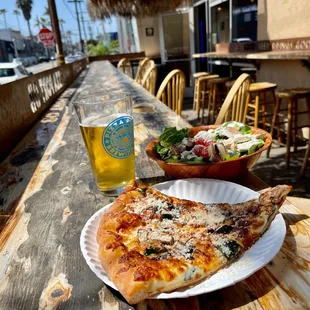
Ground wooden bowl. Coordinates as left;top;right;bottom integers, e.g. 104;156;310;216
145;125;272;180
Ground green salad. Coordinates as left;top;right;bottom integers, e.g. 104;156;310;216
154;121;266;163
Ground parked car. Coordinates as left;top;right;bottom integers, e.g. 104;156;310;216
25;57;34;66
74;52;85;60
65;55;77;64
29;56;38;65
13;57;29;67
0;63;32;85
39;56;50;63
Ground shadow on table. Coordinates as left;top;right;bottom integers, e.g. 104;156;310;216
251;150;310;198
0;71;87;233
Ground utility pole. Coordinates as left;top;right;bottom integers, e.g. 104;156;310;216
59;21;66;55
88;24;93;40
78;3;88;44
48;0;65;65
68;0;83;53
101;20;106;44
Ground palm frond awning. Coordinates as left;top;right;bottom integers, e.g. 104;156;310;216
87;0;186;19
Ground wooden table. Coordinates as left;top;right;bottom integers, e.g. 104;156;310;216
0;61;309;310
192;51;310;78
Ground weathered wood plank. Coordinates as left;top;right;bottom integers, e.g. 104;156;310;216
0;61;309;310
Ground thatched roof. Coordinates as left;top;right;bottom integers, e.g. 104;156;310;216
87;0;186;19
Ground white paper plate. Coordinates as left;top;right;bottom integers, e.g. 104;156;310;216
80;178;286;299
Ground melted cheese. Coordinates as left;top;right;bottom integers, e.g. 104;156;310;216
177;206;226;228
188;208;225;226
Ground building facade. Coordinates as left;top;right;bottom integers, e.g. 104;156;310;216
116;0;310;98
0;29;49;62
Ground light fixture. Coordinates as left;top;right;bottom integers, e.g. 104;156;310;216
217;6;222;12
176;7;188;14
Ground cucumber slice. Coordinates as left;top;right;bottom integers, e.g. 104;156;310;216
225;150;240;161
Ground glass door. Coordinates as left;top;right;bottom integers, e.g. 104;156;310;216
161;12;190;62
159;10;194;92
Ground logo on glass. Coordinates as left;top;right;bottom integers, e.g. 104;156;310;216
102;116;134;159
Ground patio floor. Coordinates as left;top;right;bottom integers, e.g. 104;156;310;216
181;98;310;199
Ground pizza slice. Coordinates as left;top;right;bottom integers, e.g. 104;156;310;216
97;181;291;304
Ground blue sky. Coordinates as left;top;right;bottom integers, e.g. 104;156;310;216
0;0;117;43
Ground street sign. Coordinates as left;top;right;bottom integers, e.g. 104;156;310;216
43;42;55;49
38;28;55;48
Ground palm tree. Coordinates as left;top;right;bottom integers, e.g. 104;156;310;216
16;0;33;38
0;9;8;29
13;9;21;33
59;18;65;35
34;15;49;32
43;6;50;18
33;15;41;32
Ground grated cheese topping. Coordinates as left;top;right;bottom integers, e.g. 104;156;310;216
124;195;232;261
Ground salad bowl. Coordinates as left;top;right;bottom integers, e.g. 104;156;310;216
145;125;272;180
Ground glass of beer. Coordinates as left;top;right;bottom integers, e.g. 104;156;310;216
74;92;135;195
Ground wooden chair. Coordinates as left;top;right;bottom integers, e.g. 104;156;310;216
117;58;132;77
156;70;186;116
141;65;158;95
215;73;251;125
135;58;154;84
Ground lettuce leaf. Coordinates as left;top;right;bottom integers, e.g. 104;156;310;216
158;127;189;148
154;143;170;159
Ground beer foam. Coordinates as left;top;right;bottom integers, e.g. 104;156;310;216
80;114;129;127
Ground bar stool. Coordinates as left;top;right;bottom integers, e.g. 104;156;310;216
268;88;310;168
193;72;209;79
198;75;220;121
244;82;277;128
240;67;257;81
193;72;209;113
301;133;310;177
207;77;231;124
225;80;235;93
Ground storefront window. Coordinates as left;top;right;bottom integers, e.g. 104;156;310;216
232;0;257;42
210;0;230;51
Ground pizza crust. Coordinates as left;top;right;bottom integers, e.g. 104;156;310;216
96;182;291;304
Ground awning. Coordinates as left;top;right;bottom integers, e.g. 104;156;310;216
87;0;188;19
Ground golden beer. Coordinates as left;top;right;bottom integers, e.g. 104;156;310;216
80;114;135;191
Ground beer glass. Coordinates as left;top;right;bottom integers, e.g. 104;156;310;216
74;92;135;195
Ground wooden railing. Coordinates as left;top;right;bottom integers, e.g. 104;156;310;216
0;59;87;161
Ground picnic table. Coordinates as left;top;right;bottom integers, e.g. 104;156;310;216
0;61;309;309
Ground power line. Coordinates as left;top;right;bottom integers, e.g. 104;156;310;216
68;0;83;52
0;20;18;29
61;0;76;20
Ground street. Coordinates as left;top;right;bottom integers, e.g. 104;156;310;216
27;60;58;74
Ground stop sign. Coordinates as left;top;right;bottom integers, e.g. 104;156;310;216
38;28;55;44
